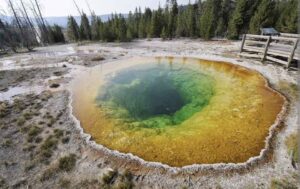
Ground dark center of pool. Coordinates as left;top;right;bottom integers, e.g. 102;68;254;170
96;65;215;128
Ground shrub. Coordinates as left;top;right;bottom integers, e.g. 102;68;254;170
40;136;58;161
0;176;7;188
24;162;36;172
0;124;7;130
59;178;71;188
23;111;33;120
20;126;29;133
27;126;42;142
54;129;64;138
17;117;26;126
13;99;26;111
285;133;299;163
41;136;58;151
118;170;134;189
271;178;298;189
2;139;12;148
23;144;36;152
102;169;118;185
40;167;57;182
0;102;10;118
28;126;42;137
58;154;77;172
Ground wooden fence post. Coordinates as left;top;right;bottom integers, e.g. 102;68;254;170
240;34;246;53
287;38;299;68
262;36;271;62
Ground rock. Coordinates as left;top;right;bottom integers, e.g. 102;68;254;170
91;56;105;61
50;83;60;88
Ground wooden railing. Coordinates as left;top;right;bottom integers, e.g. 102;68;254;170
240;34;299;68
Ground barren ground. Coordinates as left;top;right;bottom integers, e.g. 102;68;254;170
0;39;299;189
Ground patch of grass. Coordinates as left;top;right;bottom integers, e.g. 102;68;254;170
40;136;58;162
102;169;118;185
38;121;45;125
0;123;7;130
27;126;42;143
118;170;134;189
0;176;7;188
59;178;71;188
58;154;77;172
45;114;56;127
22;111;33;120
24;161;36;172
40;92;52;101
23;144;36;152
74;179;99;189
20;126;29;133
285;133;299;163
0;102;10;118
17;117;26;126
54;129;64;138
40;167;58;182
41;136;58;151
1;139;13;148
270;178;298;189
122;170;133;182
32;102;42;111
35;136;43;143
13;98;26;112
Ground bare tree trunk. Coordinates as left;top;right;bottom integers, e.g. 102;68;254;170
85;0;93;16
7;0;32;51
20;0;41;44
73;0;82;16
30;0;49;43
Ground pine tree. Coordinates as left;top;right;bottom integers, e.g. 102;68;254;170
67;16;80;41
79;13;91;40
249;0;275;34
118;16;128;42
187;3;196;37
175;11;186;37
167;0;178;38
91;13;101;40
216;0;234;37
48;25;65;43
161;26;167;40
196;0;203;37
199;0;221;39
276;0;298;33
126;28;133;41
228;0;260;39
138;18;146;38
150;8;163;38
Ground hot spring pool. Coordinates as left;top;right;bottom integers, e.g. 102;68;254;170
71;57;285;167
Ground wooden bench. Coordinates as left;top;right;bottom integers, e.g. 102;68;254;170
240;34;299;69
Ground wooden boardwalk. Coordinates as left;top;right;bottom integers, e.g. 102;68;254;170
239;34;299;68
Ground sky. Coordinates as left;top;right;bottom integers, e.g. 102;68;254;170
0;0;191;17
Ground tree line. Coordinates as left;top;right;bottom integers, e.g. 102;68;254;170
67;0;298;42
0;0;65;53
1;0;298;53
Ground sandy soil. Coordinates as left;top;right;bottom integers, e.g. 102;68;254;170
0;39;299;189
